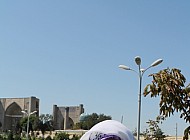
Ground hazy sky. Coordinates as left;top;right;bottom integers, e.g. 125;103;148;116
1;0;190;136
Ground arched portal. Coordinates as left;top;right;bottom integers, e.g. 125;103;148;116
5;102;23;131
68;117;74;129
63;117;74;130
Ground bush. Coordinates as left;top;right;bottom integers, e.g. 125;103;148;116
45;135;52;140
54;132;70;140
71;135;81;140
0;135;5;140
7;131;14;140
14;134;21;140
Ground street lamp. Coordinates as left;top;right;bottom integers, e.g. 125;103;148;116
119;56;163;140
21;110;37;140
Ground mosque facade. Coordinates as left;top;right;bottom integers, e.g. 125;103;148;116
53;104;84;130
0;96;39;131
0;96;84;131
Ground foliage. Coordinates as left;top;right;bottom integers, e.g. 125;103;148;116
74;113;112;130
38;114;54;135
45;135;52;140
143;68;190;139
0;133;7;140
144;117;165;140
183;126;190;140
155;128;165;139
39;114;53;125
20;115;39;133
0;131;82;140
71;135;81;140
20;113;53;137
7;131;14;140
14;134;21;140
132;128;137;136
54;132;70;140
37;137;45;140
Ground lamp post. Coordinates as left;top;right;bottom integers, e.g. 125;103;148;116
21;110;37;140
119;56;163;140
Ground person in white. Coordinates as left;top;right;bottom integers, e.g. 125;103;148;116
80;120;135;140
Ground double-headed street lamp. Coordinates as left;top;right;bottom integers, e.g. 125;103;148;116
21;110;37;140
119;56;163;140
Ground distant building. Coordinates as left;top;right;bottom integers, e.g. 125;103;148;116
53;104;84;130
0;96;84;131
0;96;39;131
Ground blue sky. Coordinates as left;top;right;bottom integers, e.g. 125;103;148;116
0;0;189;136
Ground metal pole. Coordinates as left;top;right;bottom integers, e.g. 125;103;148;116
26;98;31;140
137;65;142;140
118;57;163;140
26;114;29;140
176;123;177;140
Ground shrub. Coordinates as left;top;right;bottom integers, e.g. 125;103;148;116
0;135;5;140
45;135;52;140
54;132;70;140
71;135;81;140
7;131;14;140
14;134;21;140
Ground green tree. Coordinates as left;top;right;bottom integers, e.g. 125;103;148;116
143;68;190;139
14;134;21;140
19;115;38;133
74;113;111;130
145;117;165;140
38;114;54;136
155;128;165;140
132;128;137;136
7;131;14;140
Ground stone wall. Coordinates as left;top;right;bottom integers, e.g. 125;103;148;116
0;96;39;130
53;104;84;130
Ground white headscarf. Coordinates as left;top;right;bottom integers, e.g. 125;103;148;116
80;120;135;140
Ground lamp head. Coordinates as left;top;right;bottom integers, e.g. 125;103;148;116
21;110;27;114
118;65;131;70
135;56;141;65
151;59;163;67
30;110;37;115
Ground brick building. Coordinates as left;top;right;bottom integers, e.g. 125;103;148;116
53;104;84;130
0;96;39;131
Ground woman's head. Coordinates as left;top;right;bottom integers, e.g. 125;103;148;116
80;120;134;140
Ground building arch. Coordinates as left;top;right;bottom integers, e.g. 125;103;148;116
63;117;74;129
4;102;22;131
53;104;84;130
68;117;74;129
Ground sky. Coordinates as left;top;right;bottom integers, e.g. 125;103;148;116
0;0;190;136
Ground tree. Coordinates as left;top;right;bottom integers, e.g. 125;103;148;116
20;114;53;138
155;128;165;140
19;115;38;133
7;131;14;140
143;68;190;139
38;114;54;136
74;113;111;130
144;117;165;140
132;128;137;136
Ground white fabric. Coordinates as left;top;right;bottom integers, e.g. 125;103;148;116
80;120;135;140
